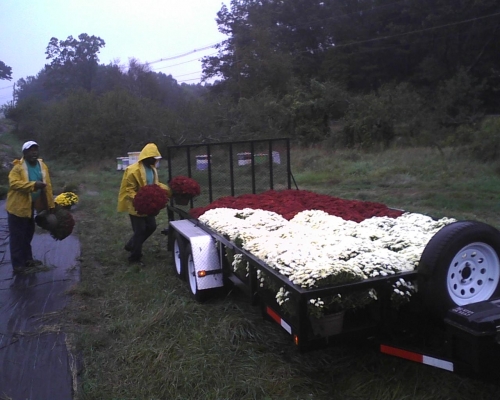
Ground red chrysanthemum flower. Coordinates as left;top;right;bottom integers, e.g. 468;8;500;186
190;189;403;221
169;176;201;197
133;184;169;215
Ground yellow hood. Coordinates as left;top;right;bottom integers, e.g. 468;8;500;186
138;143;162;162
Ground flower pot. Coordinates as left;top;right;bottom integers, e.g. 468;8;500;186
310;310;345;337
173;194;193;206
45;208;75;241
35;211;58;230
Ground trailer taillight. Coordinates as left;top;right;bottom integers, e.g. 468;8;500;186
293;334;299;346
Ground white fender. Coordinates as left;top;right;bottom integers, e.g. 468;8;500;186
170;220;223;290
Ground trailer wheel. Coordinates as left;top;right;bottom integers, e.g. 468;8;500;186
186;244;205;302
417;221;500;320
172;233;186;280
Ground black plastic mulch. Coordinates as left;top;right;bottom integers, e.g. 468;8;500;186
0;200;80;400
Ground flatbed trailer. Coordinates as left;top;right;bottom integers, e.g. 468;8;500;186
163;139;500;381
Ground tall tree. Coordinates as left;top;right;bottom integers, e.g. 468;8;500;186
14;68;55;103
202;0;294;99
0;61;12;81
320;0;500;95
125;59;164;102
45;33;105;92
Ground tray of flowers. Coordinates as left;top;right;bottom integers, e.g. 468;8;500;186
193;191;457;336
195;192;496;327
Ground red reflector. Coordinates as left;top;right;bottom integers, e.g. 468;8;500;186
266;306;281;324
380;345;423;363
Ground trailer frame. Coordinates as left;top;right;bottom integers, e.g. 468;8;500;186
163;138;500;380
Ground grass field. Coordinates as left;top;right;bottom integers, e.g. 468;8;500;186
21;143;500;399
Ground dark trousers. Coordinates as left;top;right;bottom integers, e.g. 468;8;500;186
126;214;157;260
8;212;35;268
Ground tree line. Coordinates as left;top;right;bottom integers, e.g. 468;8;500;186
2;0;500;163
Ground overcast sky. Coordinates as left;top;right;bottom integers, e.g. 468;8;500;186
0;0;230;105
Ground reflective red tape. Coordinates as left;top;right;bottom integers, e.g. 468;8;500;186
266;306;292;334
380;344;423;363
380;345;454;372
266;306;281;325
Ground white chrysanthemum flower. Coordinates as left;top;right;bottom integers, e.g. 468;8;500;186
199;206;455;308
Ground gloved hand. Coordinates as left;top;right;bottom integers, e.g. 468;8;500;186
34;181;47;190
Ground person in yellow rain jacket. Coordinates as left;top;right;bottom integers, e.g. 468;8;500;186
6;141;55;273
117;143;171;264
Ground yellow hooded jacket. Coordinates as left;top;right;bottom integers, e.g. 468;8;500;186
117;143;172;216
6;158;55;218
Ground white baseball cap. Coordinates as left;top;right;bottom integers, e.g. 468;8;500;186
22;141;38;152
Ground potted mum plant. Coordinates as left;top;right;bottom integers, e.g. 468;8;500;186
54;192;79;210
307;290;375;336
133;184;170;215
35;208;75;241
169;176;201;205
276;285;376;337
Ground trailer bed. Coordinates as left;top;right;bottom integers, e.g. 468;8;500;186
164;139;500;380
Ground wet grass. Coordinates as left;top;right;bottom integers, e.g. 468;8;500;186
294;146;500;227
56;147;500;399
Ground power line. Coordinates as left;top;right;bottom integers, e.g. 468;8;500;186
331;11;500;49
174;71;203;78
152;51;218;71
237;10;500;60
6;7;499;90
147;42;222;65
177;77;207;83
143;1;406;70
153;57;202;70
172;9;500;77
271;0;410;31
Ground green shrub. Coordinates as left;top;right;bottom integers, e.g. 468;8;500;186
469;116;500;161
341;93;395;149
339;83;429;149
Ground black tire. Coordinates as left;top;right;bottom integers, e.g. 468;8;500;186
172;233;187;280
417;221;500;320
